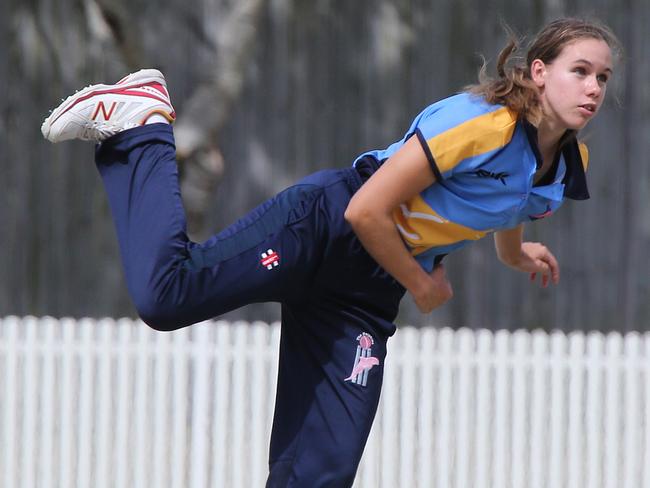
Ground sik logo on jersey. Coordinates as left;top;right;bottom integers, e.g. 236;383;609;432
473;169;509;185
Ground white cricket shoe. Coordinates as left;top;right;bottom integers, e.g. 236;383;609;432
41;68;176;143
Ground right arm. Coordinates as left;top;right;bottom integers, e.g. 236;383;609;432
344;136;452;313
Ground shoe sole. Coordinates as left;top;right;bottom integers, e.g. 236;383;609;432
41;69;169;141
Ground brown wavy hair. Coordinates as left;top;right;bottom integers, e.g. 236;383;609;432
466;18;622;125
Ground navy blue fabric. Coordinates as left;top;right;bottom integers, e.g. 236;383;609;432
95;124;405;487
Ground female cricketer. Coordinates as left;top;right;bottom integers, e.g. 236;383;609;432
41;17;618;488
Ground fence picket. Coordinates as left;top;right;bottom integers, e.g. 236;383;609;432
549;331;568;488
153;326;171;488
511;330;528;488
172;327;190;488
605;333;623;488
399;327;417;488
568;332;586;488
473;329;492;488
40;318;57;488
20;317;38;488
529;330;548;488
624;333;642;488
190;323;211;488
492;330;510;488
416;327;436;488
436;328;454;488
95;319;114;488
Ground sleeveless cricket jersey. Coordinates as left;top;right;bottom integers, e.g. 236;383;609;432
353;93;590;271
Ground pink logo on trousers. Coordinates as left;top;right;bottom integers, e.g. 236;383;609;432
345;333;379;386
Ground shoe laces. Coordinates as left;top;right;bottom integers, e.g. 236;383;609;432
80;120;137;141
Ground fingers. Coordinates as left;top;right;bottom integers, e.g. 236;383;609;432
413;264;453;313
544;251;560;284
530;261;558;288
530;271;549;287
530;244;560;287
540;254;560;285
520;242;560;286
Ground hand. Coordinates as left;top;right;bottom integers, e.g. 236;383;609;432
411;264;454;313
512;242;560;287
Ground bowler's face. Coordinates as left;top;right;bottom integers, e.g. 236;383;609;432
534;38;613;131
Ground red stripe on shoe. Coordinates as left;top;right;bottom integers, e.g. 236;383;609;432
146;83;169;97
114;88;170;105
50;83;172;125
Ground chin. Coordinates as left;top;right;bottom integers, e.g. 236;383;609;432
570;123;588;132
564;118;590;131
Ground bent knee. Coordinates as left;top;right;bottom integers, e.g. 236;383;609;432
133;292;188;331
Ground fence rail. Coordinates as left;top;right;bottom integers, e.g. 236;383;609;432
1;316;650;488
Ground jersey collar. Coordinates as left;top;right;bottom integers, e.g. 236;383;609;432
522;118;590;201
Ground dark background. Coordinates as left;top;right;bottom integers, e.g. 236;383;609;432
1;0;648;332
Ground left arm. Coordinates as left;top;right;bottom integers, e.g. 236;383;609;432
493;224;560;287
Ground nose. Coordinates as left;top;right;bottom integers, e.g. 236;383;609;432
586;75;603;99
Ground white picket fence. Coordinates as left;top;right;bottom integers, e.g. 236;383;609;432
1;316;650;488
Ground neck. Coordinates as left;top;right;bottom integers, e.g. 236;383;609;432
534;119;566;158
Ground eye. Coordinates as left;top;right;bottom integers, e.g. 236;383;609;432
597;73;609;84
573;67;587;76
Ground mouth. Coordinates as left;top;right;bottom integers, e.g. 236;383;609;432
578;103;597;115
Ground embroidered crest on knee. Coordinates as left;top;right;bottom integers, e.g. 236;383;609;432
344;333;379;386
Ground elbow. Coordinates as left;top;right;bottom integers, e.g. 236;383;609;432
344;199;385;234
344;203;365;233
343;200;362;227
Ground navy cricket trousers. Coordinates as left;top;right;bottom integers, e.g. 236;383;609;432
95;124;406;487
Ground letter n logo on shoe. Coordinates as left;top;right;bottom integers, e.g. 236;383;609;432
92;101;117;121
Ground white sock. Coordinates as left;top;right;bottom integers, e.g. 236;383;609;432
144;113;170;125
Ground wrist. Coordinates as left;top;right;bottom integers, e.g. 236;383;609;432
499;250;524;268
404;268;434;298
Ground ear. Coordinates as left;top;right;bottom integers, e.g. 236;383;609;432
530;59;547;88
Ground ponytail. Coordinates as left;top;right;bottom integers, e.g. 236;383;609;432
466;36;543;124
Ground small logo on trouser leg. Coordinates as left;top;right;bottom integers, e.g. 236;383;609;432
344;333;379;386
260;249;280;270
